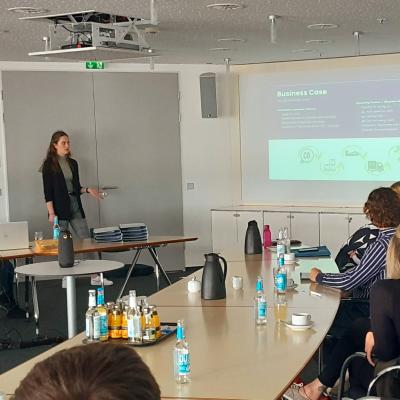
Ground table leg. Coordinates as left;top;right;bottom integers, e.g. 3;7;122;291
148;247;172;288
24;276;29;319
65;276;77;338
31;277;40;337
117;249;142;300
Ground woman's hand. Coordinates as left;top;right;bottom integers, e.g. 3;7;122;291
365;331;375;366
48;213;55;224
309;268;322;282
87;187;103;200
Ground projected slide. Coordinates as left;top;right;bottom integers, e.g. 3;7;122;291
268;79;400;181
269;138;400;181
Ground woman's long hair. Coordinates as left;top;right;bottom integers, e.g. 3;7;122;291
40;131;70;172
386;226;400;279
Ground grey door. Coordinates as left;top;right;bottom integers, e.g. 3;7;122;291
93;72;184;270
2;71;100;239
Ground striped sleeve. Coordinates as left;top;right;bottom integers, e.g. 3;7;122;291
316;239;386;292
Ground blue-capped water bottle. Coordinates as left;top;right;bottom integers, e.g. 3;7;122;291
275;254;287;294
174;319;190;383
254;276;267;325
53;215;60;240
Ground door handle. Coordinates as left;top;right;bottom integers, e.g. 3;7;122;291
101;186;119;190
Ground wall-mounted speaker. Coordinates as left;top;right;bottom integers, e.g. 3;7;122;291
200;72;217;118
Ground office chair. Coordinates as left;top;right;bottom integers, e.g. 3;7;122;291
337;352;400;400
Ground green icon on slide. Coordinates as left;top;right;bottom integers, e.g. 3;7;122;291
299;146;319;163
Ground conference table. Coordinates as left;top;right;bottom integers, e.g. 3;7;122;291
16;260;125;339
0;235;198;318
0;248;341;399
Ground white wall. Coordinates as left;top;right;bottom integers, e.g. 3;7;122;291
0;61;240;267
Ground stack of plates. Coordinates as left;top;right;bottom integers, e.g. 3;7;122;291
119;223;148;242
93;226;123;243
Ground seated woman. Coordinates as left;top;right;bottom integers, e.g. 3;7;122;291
335;182;400;272
309;187;400;338
285;224;400;400
14;342;160;400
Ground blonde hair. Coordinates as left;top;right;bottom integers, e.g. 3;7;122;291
391;181;400;196
386;226;400;279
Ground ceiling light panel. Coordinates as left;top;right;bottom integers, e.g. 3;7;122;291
8;7;49;14
206;3;244;11
305;39;332;44
217;38;246;42
307;23;339;30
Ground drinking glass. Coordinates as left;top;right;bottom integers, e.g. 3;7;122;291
34;231;43;241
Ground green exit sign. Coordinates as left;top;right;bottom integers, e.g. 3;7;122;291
85;61;105;70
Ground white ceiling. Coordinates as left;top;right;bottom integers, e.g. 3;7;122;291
1;0;400;64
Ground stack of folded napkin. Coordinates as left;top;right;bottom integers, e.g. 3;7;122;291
93;226;123;243
120;223;149;242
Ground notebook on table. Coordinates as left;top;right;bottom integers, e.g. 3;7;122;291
294;245;331;258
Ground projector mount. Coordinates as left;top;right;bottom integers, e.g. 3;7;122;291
19;2;159;60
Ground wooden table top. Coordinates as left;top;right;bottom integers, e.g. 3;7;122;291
150;258;340;309
0;236;198;260
0;250;340;400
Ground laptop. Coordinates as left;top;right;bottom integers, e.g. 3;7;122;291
0;221;30;250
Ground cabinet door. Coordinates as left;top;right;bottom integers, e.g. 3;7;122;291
348;213;368;234
211;211;238;252
2;72;99;238
237;211;263;249
263;211;291;240
290;212;320;247
319;213;349;257
93;73;183;270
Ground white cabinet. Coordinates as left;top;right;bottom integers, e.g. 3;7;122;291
262;211;291;240
349;213;368;233
319;213;366;258
263;211;319;246
290;212;320;246
212;210;263;252
320;213;349;258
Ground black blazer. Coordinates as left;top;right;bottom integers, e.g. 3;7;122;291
42;158;85;220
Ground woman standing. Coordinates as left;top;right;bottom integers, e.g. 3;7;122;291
41;131;112;286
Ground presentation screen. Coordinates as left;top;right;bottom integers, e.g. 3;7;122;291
239;62;400;204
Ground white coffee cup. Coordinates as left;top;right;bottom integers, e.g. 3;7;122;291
187;277;201;293
291;312;311;326
232;275;243;289
284;253;296;263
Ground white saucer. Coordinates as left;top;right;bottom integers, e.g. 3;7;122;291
284;259;299;265
284;320;314;331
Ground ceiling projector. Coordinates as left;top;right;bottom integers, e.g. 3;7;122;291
20;10;158;61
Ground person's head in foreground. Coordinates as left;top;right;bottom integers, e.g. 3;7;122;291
14;343;161;400
363;186;400;228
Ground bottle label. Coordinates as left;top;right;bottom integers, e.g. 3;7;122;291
85;317;90;337
93;315;101;339
276;273;287;292
128;319;134;338
177;352;190;374
99;315;108;337
258;301;266;318
276;244;286;256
